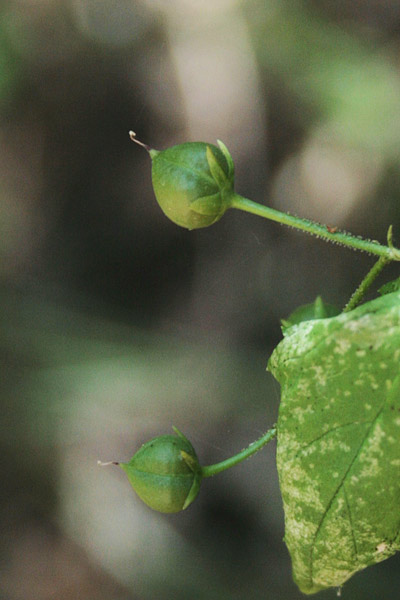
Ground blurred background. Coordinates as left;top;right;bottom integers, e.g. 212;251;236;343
1;0;400;598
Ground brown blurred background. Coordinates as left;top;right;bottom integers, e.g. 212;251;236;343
1;1;400;598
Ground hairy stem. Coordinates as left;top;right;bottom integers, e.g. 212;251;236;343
231;195;400;261
343;256;389;313
201;426;277;478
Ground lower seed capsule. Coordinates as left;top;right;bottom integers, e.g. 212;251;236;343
119;427;202;513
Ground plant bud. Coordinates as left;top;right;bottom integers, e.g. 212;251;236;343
130;132;235;229
119;427;202;513
280;296;340;333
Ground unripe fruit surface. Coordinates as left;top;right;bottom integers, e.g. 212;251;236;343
151;142;233;229
120;432;201;513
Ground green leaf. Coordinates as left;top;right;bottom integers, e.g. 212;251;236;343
378;276;400;296
206;145;228;190
191;193;224;216
217;139;234;179
281;296;340;333
268;291;400;594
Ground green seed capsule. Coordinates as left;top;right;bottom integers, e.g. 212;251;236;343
130;132;235;230
119;427;202;513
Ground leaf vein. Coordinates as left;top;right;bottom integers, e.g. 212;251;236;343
309;402;385;586
291;420;373;462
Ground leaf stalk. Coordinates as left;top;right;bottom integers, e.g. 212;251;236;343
201;426;277;478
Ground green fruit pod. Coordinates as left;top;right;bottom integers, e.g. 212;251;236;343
130;132;235;229
120;427;202;513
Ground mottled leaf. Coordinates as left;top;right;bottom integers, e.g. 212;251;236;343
268;291;400;594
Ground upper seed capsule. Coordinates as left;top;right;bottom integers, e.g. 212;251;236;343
130;132;235;230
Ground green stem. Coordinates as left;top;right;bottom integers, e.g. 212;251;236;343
201;426;277;478
231;194;400;261
343;255;389;313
